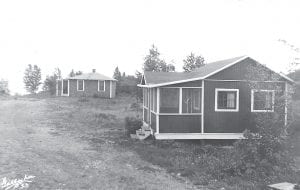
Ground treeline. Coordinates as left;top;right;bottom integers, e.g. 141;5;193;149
15;44;300;99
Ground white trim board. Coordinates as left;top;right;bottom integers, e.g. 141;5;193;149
155;133;244;140
201;80;204;133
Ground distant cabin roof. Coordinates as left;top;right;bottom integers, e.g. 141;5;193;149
66;72;116;81
141;56;294;87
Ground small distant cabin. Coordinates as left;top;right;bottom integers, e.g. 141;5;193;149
138;56;294;140
56;69;117;98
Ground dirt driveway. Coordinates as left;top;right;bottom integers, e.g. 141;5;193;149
0;98;196;190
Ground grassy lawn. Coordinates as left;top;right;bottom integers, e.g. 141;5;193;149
1;94;298;189
47;95;300;190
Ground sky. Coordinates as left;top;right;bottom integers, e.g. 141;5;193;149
0;0;299;94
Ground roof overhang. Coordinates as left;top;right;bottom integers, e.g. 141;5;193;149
139;56;248;88
138;55;295;88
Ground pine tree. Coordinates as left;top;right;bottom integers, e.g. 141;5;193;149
183;53;205;72
23;64;42;94
143;45;175;72
113;66;122;81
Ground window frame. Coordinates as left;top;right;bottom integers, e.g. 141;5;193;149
98;80;105;92
159;87;180;114
182;88;202;114
215;88;239;112
158;87;202;115
77;80;84;91
251;89;275;112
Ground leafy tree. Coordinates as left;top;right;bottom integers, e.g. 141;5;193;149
287;68;300;81
69;69;75;77
287;69;300;99
113;66;122;81
166;64;176;72
43;68;62;95
75;71;82;76
69;69;82;77
143;45;175;72
23;64;42;94
183;53;205;72
225;64;296;181
0;79;9;95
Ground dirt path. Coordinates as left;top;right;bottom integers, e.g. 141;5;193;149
0;99;196;190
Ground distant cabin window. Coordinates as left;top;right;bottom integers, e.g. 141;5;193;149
160;88;179;113
98;81;105;91
77;80;84;91
182;88;202;113
251;90;274;112
215;89;239;112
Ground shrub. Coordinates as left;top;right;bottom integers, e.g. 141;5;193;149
124;116;142;136
225;113;296;182
93;93;100;98
94;113;117;127
78;95;89;102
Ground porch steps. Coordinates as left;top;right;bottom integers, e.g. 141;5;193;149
135;124;152;140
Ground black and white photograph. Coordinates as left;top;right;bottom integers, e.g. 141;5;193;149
0;0;299;189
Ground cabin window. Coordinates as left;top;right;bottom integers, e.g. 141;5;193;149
160;88;179;113
77;80;84;91
251;90;274;112
98;81;105;91
182;88;202;113
215;88;239;112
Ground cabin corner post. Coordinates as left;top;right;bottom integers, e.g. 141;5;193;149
109;80;112;99
68;80;70;96
156;88;160;134
201;80;204;134
142;88;145;123
56;80;58;96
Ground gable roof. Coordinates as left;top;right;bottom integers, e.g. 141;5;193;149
66;72;116;81
139;56;294;88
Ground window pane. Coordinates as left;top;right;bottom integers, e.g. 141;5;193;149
253;91;273;110
99;81;105;91
160;88;179;113
182;88;201;113
63;80;68;94
151;88;157;112
217;91;237;109
78;80;84;90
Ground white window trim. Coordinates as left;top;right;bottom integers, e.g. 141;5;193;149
98;80;105;92
251;89;275;112
215;88;239;112
77;80;84;91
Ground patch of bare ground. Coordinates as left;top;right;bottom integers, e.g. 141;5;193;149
0;97;197;189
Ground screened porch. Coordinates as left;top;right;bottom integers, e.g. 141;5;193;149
142;87;203;134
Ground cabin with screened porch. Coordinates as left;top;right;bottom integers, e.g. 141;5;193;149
138;56;294;140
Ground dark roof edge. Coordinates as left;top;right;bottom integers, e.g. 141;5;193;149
139;56;294;88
